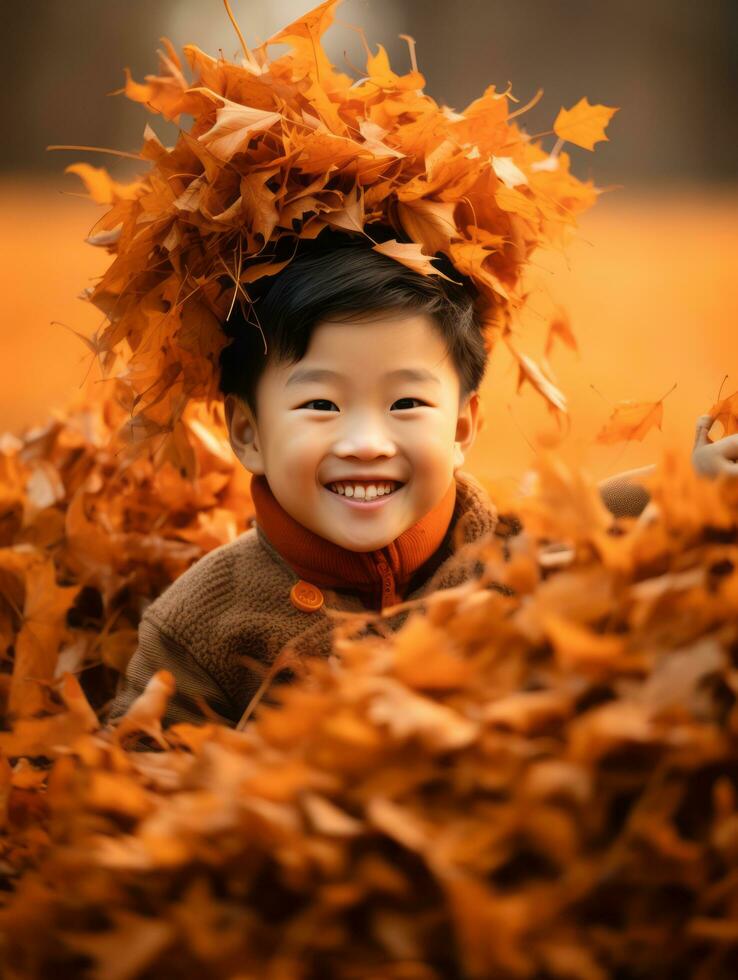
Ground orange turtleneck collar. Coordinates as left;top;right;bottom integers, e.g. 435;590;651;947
250;474;457;610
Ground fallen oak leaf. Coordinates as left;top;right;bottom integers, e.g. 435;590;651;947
59;672;101;730
596;382;677;444
447;235;510;301
568;699;656;763
262;0;342;72
9;758;48;791
8;558;82;718
0;711;96;759
189;88;283;162
494;185;539;225
85;770;156;820
366;796;431;854
357;118;405;159
322;184;366;235
396;199;457;256
491;155;528;189
371;239;459;282
506;339;568;415
355;675;479;751
482;689;571;734
25;460;66;511
633;634;724;716
541;613;626;672
554;97;619;151
301;791;365;837
390;615;475;690
439;872;533;978
516;451;614;544
111;669;176;749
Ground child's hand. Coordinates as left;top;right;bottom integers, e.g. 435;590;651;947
692;414;738;478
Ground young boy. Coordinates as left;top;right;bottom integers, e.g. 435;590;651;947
104;236;735;731
106;236;496;729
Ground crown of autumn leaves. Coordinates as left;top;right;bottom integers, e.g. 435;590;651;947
62;0;617;477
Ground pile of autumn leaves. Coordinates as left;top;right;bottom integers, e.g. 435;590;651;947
0;386;253;732
1;387;738;978
66;0;613;477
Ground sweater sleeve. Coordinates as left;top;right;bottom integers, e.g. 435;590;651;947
104;610;239;730
598;464;656;518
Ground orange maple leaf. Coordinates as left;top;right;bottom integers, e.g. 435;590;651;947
554;97;619;151
596;383;676;444
708;386;738;436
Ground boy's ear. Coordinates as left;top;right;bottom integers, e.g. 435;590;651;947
224;394;265;475
454;391;481;471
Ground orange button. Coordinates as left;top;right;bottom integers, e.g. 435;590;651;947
290;580;324;612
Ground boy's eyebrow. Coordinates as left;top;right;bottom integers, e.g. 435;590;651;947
285;367;441;386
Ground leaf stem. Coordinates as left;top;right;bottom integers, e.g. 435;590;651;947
507;88;544;121
398;34;418;75
222;0;257;68
657;381;678;404
46;144;143;160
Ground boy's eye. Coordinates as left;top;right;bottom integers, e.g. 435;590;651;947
298;398;426;411
300;399;338;411
393;398;425;410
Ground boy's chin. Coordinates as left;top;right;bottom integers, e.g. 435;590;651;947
319;525;398;553
321;530;392;552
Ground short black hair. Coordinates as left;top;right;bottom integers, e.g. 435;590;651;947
218;227;489;421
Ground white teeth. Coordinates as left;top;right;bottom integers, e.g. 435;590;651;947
329;481;399;499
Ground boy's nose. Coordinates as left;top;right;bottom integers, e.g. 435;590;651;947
333;433;397;459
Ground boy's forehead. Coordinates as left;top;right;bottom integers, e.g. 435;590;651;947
296;312;450;371
284;365;443;387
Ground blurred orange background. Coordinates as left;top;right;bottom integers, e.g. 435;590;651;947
2;1;737;489
3;179;735;487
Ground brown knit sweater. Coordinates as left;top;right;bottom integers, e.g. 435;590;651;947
106;470;502;729
105;468;648;730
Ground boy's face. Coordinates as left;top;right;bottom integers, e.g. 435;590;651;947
224;311;480;553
